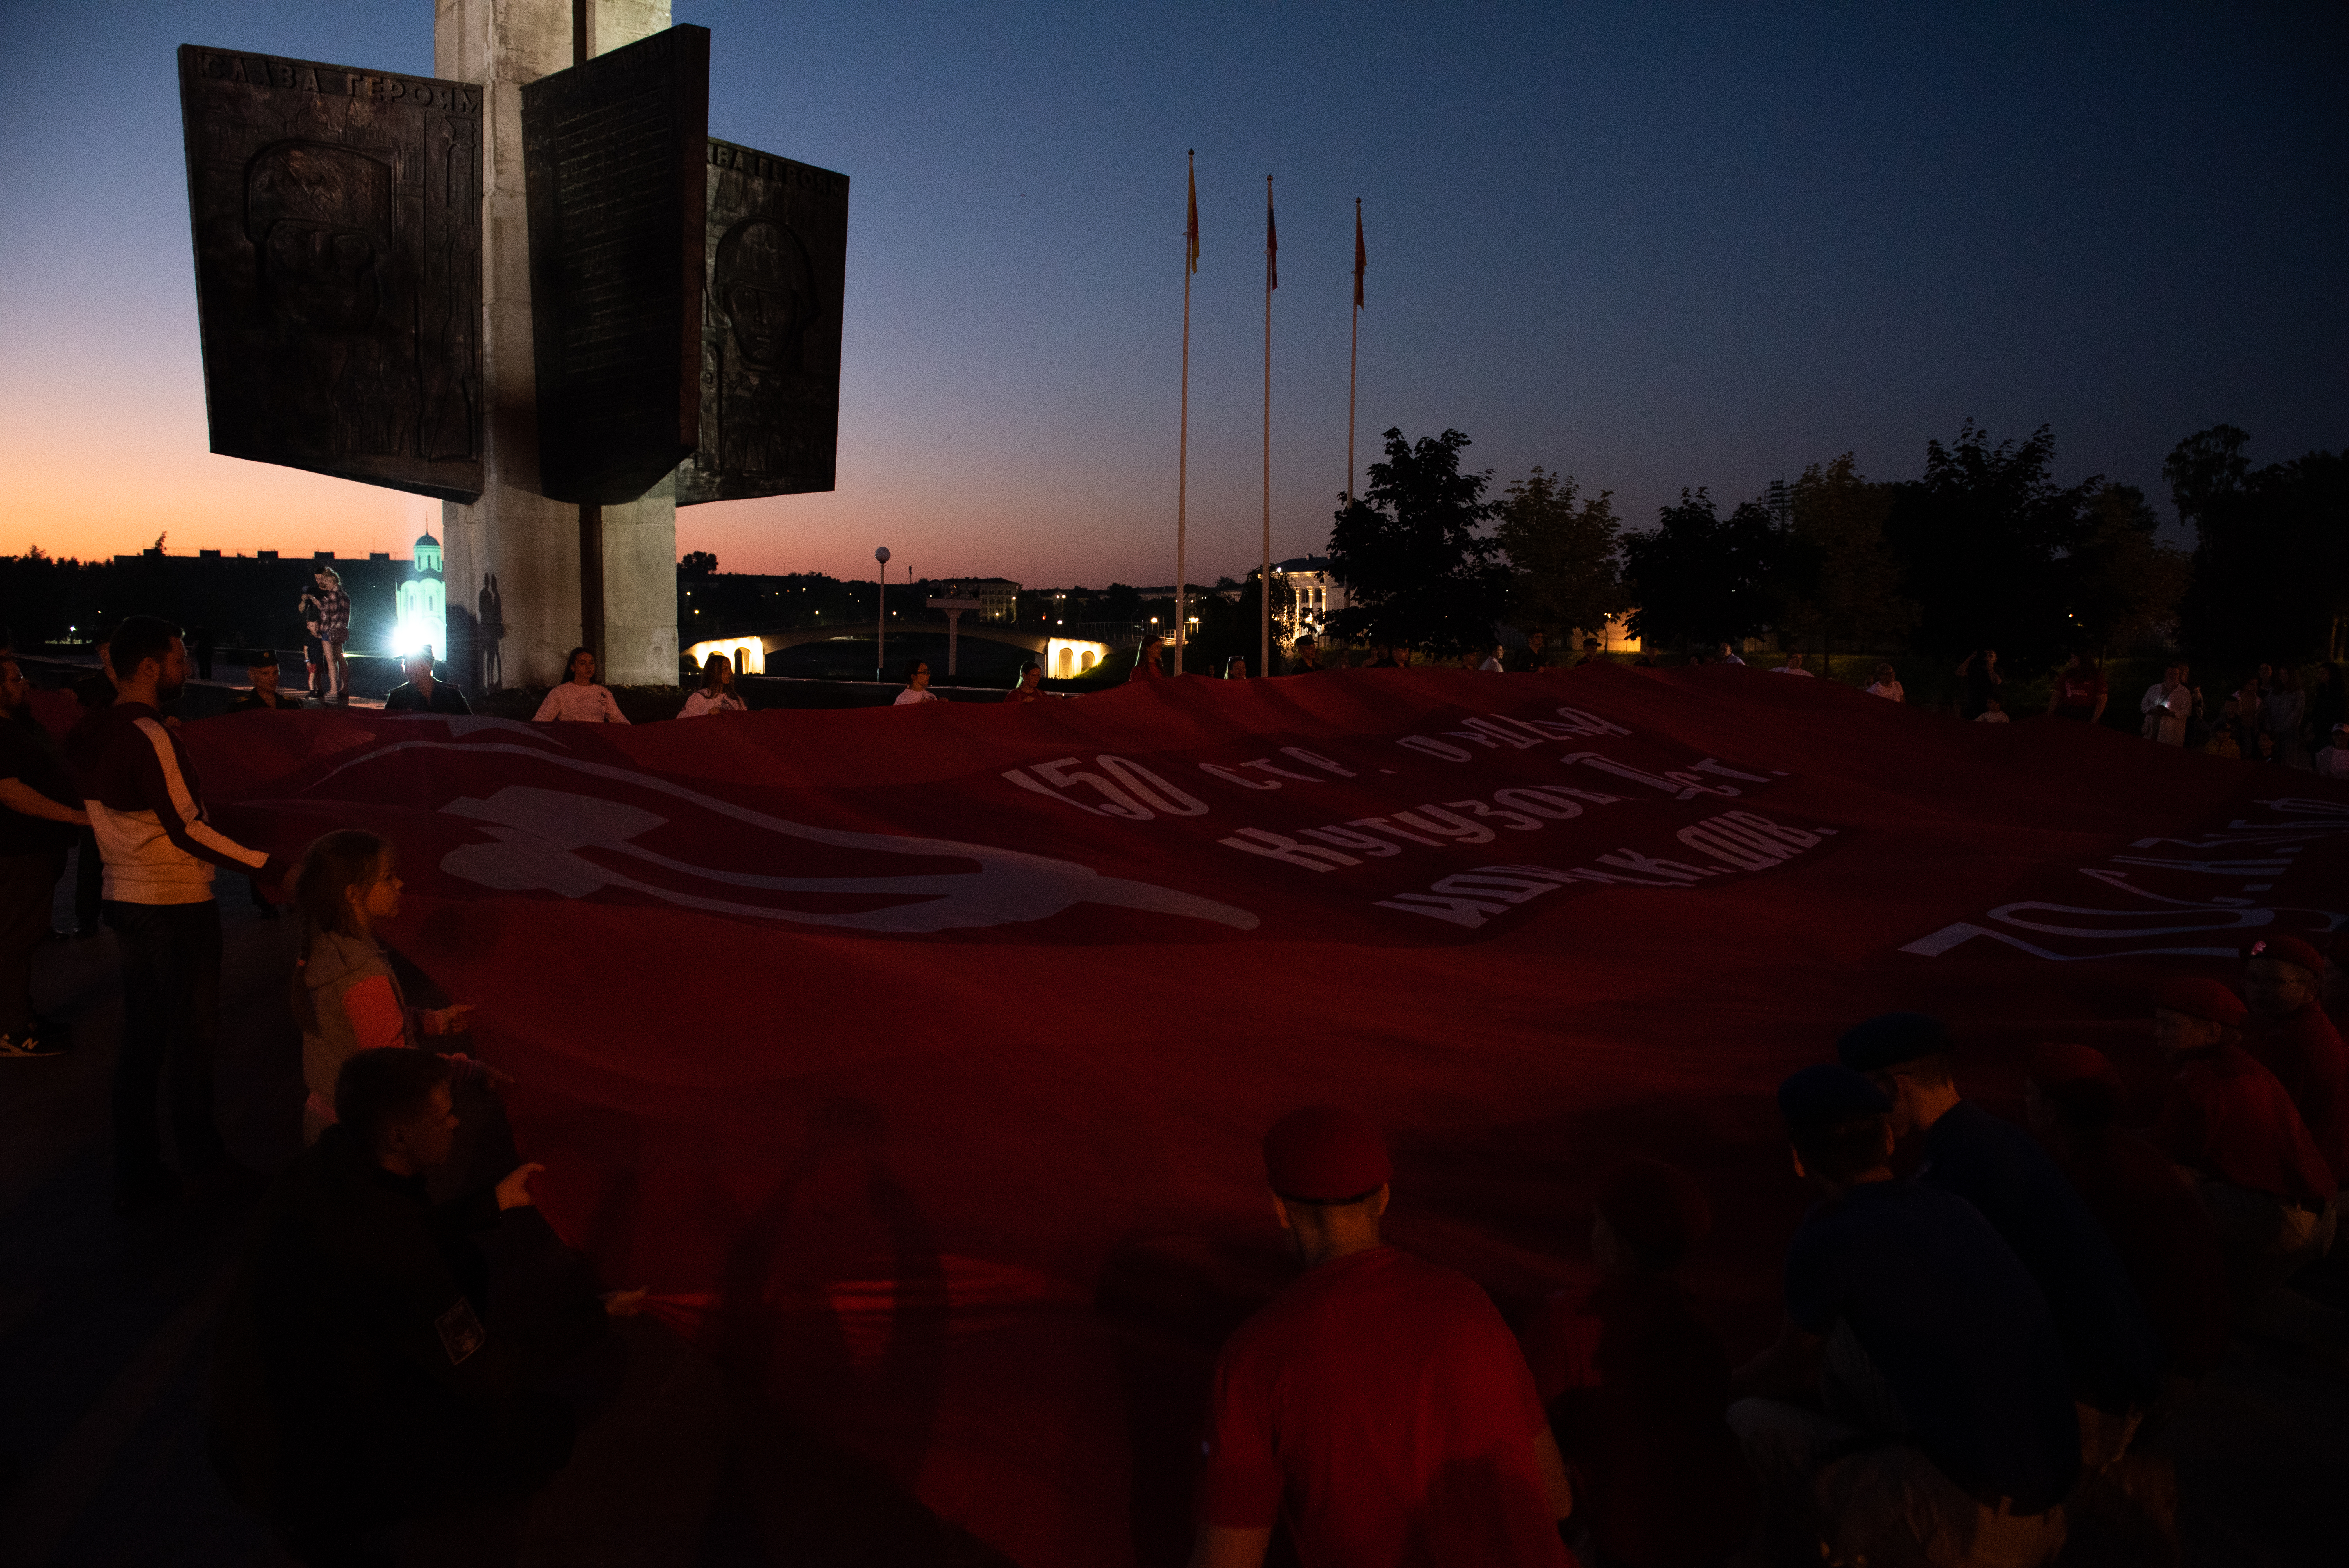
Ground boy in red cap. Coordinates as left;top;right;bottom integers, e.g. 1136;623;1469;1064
2147;978;2337;1303
2025;1044;2229;1385
2239;934;2349;1190
1519;1158;1754;1568
1192;1105;1574;1568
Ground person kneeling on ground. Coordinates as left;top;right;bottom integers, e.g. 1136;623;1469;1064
1519;1157;1754;1568
2238;934;2349;1195
1191;1105;1574;1567
2025;1044;2230;1390
2145;977;2337;1307
1730;1065;2077;1568
1839;1013;2161;1466
382;648;472;716
211;1049;644;1567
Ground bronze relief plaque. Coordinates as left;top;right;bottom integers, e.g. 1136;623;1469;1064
521;25;710;505
177;46;484;503
675;139;850;506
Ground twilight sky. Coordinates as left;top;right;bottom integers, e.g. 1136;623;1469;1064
1;1;2342;586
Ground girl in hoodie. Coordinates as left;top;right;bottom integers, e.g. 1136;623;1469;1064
291;829;482;1144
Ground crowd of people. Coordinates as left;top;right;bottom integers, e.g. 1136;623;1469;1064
3;617;2347;1564
1192;944;2345;1568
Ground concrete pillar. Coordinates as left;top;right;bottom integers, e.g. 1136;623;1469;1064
435;0;678;690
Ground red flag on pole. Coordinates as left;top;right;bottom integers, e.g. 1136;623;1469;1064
1186;161;1199;274
1266;184;1278;290
1353;203;1366;308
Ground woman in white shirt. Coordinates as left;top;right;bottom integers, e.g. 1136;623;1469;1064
677;652;747;717
532;646;631;723
1478;643;1506;672
894;659;941;705
1864;660;1906;703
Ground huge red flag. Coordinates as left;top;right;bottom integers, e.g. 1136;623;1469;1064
171;671;2348;1567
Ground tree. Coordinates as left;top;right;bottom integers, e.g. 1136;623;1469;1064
2160;424;2251;529
1492;466;1629;642
2061;483;2190;654
679;551;718;575
1326;427;1506;655
1621;490;1785;649
1775;455;1916;655
2168;426;2349;664
1881;420;2100;666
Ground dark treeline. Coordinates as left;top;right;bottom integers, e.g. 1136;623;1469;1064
1326;421;2348;672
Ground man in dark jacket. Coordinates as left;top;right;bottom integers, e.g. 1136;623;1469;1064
1840;1013;2162;1465
381;649;473;716
212;1049;623;1566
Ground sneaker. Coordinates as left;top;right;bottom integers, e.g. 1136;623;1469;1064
0;1033;66;1060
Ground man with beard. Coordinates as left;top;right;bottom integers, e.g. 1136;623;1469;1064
69;617;290;1213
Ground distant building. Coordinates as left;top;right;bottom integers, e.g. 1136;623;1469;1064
396;533;446;657
937;578;1018;622
1271;555;1348;642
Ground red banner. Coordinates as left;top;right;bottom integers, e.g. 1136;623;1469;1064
180;667;2347;1567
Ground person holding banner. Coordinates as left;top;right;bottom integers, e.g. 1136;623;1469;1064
1837;1013;2161;1465
1003;662;1046;703
1729;1065;2076;1568
1191;1105;1573;1568
1519;1157;1755;1568
2146;978;2336;1305
2237;935;2349;1192
533;649;629;724
894;660;942;705
678;653;747;717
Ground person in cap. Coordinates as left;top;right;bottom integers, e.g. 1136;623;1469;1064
2238;935;2349;1190
1837;1013;2160;1461
2146;977;2336;1303
1729;1066;2076;1568
1191;1105;1573;1568
225;649;305;713
2024;1044;2229;1386
1518;1158;1754;1568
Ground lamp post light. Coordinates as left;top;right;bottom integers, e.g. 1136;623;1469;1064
875;546;891;681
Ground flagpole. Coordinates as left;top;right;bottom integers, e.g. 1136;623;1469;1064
1347;197;1362;502
1176;150;1194;677
1260;174;1273;679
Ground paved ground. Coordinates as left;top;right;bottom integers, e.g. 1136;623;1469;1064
0;844;2342;1567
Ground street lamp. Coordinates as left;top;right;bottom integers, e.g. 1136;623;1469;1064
875;546;891;681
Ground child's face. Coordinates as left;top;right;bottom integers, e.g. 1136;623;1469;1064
361;853;403;922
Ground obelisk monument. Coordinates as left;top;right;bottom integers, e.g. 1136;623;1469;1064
435;0;679;689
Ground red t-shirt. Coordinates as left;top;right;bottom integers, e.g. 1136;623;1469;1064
2244;1004;2349;1187
2152;1043;2335;1207
2048;1127;2231;1379
2054;668;2106;713
1199;1245;1570;1568
1519;1274;1755;1568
